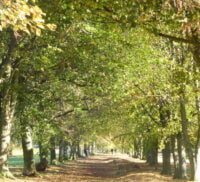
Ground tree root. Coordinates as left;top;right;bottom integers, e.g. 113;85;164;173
0;170;16;179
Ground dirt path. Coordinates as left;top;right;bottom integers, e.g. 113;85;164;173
1;154;186;182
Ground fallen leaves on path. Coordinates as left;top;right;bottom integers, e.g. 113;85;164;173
1;154;187;182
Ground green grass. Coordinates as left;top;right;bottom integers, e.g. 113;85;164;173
8;154;40;166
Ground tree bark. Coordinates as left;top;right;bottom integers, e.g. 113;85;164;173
83;144;88;157
194;85;200;180
172;135;179;178
90;142;95;155
192;44;200;181
63;142;69;160
21;126;36;176
77;142;82;157
0;31;18;178
159;101;171;175
50;137;56;164
0;90;16;177
179;96;195;180
145;138;158;166
195;138;200;181
134;139;139;158
161;140;171;175
172;133;187;179
177;133;187;179
36;143;48;171
70;143;76;160
139;142;144;160
59;139;64;162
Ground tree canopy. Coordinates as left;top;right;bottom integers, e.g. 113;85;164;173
0;0;199;181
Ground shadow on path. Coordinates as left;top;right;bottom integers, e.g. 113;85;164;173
7;154;187;182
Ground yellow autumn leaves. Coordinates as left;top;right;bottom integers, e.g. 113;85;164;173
0;0;55;35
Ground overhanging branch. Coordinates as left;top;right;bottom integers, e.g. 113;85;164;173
54;109;74;118
157;32;200;45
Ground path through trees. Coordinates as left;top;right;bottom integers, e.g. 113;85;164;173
6;154;186;182
0;0;199;181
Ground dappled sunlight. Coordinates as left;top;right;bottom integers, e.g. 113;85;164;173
0;1;199;181
3;154;186;182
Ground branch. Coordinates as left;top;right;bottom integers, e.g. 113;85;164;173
54;107;90;119
54;109;74;118
113;132;134;140
143;26;200;45
0;30;18;77
157;32;200;45
68;79;90;87
140;103;161;126
133;84;161;125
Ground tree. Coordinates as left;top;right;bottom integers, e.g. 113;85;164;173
0;0;53;177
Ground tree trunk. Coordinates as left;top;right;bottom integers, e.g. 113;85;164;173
159;100;171;175
50;137;56;164
177;133;187;179
138;138;143;160
140;143;145;160
172;133;187;179
134;139;139;158
59;139;64;162
194;65;200;181
161;140;171;175
0;93;16;177
83;144;88;157
39;143;48;165
172;135;179;178
145;138;158;166
90;142;95;155
0;63;18;177
77;143;82;157
63;142;68;160
179;96;195;180
21;126;36;176
142;140;147;160
36;143;48;171
70;144;76;160
195;138;200;181
195;86;200;180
